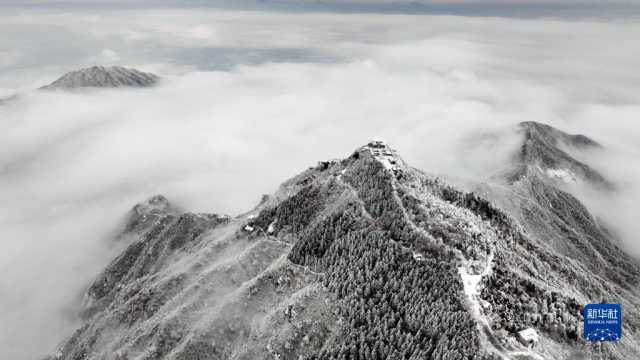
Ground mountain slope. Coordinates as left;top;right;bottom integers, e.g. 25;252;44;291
473;121;640;357
475;122;639;288
40;66;159;90
0;66;158;106
498;121;609;187
49;136;640;360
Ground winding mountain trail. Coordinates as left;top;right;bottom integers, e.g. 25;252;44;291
457;253;506;359
458;253;548;360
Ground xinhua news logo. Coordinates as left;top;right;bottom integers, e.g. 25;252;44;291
583;303;621;342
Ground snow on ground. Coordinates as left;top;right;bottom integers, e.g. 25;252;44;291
457;252;511;359
458;252;494;320
458;254;548;360
545;168;577;183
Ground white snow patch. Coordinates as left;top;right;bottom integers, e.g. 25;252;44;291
457;253;499;354
378;157;395;170
459;268;481;297
458;254;548;360
545;168;577;183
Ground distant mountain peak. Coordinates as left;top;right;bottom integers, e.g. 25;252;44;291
501;121;610;187
519;121;601;150
40;66;159;90
123;195;178;234
132;195;174;218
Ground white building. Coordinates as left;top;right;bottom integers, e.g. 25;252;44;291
516;328;539;348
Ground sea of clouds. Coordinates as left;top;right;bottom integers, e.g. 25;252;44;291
1;5;640;359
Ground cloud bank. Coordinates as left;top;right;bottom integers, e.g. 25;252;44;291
1;7;640;360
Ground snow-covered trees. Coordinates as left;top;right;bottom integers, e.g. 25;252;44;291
255;157;494;359
480;258;582;342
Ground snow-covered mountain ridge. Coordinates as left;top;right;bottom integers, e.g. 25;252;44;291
0;66;160;106
47;123;640;360
40;66;159;90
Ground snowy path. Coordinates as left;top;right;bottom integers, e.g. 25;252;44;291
458;254;548;360
457;253;509;359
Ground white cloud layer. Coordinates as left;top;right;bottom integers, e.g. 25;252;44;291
1;7;640;360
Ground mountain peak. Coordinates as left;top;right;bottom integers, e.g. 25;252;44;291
501;121;609;186
123;194;178;234
357;139;406;172
40;66;159;90
132;195;174;217
519;121;601;149
49;135;640;360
